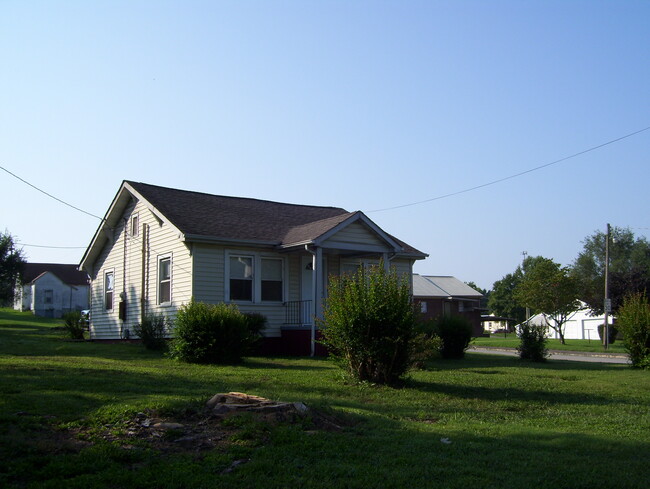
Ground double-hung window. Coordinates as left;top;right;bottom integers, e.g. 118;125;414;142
227;252;284;303
261;258;283;302
229;255;253;301
104;270;114;311
158;255;172;305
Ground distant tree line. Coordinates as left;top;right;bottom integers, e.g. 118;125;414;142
486;227;650;334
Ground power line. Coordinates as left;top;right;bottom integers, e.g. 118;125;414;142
369;125;650;213
1;165;104;221
16;242;87;249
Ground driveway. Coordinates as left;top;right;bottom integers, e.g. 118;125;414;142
468;346;630;364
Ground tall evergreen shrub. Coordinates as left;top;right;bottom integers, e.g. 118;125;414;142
431;315;473;359
616;292;650;368
169;300;261;364
516;321;548;362
320;264;418;385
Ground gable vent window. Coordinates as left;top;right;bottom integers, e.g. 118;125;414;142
158;256;172;305
104;271;114;311
261;258;283;302
230;256;253;301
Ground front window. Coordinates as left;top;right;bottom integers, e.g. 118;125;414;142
158;256;171;304
230;255;253;301
104;271;114;310
261;258;283;302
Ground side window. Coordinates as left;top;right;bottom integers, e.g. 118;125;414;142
261;258;283;302
230;255;253;301
158;256;171;304
44;289;53;304
104;271;114;311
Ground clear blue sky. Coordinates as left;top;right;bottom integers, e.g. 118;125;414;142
1;0;649;290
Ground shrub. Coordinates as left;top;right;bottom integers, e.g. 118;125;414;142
320;264;418;385
597;323;619;344
133;313;168;350
616;292;650;368
169;300;261;364
61;311;85;340
516;321;548;362
431;315;473;359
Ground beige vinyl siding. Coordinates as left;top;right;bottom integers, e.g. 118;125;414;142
192;244;289;338
322;221;389;250
89;199;192;340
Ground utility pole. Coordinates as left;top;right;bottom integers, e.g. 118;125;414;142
522;251;530;321
603;223;611;350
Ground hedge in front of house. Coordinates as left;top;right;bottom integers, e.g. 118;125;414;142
169;300;262;364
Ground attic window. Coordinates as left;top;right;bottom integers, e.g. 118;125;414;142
131;213;139;237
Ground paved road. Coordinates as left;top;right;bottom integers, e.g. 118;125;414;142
468;346;630;364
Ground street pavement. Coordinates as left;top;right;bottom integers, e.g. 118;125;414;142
468;346;630;364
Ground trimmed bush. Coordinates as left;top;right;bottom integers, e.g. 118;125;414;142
169;300;262;364
133;313;168;350
616;292;650;368
61;311;84;340
431;315;473;359
516;321;548;362
320;264;418;385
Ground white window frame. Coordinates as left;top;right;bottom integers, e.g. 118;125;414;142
157;254;172;306
131;212;139;237
224;250;287;304
104;269;115;311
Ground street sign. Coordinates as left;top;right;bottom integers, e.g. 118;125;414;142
604;299;612;313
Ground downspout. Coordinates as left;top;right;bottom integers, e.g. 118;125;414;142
140;223;149;325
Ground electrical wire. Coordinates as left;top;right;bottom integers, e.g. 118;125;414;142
17;243;87;249
0;165;104;221
369;125;650;212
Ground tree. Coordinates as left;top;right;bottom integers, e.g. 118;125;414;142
515;257;580;345
0;231;26;306
488;255;547;324
465;281;490;309
572;227;650;315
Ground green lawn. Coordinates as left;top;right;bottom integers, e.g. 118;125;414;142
474;333;628;353
1;308;648;488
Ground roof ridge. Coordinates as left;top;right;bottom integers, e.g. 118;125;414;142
126;181;347;212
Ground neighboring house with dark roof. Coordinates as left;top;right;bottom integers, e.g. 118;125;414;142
79;181;427;355
412;274;485;336
14;263;90;318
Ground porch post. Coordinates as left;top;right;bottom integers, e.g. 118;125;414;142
311;246;323;357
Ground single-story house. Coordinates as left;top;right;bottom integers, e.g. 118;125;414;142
521;302;614;341
14;263;90;318
79;181;427;355
412;274;484;336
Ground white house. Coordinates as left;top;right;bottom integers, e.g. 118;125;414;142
79;181;427;355
14;263;90;318
524;302;614;341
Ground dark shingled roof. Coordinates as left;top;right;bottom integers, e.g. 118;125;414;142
21;263;89;286
125;181;425;256
128;181;351;243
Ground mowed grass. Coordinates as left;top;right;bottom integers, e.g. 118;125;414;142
1;308;649;489
474;333;628;353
